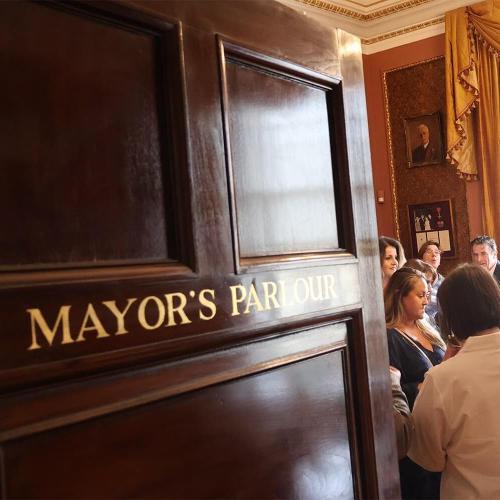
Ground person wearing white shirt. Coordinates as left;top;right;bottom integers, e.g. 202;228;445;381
408;264;500;499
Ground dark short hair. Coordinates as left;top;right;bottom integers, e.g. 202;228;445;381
437;264;500;340
379;236;406;267
470;235;497;254
417;240;441;260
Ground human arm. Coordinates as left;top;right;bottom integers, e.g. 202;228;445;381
390;367;413;459
407;371;447;472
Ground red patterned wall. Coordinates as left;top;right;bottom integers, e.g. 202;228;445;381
384;57;470;274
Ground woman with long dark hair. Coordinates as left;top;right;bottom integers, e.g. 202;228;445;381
409;264;500;499
379;236;406;289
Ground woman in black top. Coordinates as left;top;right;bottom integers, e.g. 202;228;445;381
385;267;445;500
387;326;443;409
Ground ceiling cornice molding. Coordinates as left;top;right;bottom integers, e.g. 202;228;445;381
281;0;474;53
361;17;444;53
297;0;432;21
362;16;443;44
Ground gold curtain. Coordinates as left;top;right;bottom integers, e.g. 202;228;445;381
445;0;500;239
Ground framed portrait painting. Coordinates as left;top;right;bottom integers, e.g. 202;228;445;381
408;200;456;258
404;112;444;167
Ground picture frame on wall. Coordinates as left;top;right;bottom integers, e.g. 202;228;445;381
408;200;456;258
404;112;444;167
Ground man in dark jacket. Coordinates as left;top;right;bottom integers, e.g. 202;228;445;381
471;235;500;285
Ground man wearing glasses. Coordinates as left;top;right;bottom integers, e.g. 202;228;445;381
418;240;444;324
471;235;500;285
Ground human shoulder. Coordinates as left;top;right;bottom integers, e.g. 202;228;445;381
387;327;404;349
494;261;500;283
387;327;402;342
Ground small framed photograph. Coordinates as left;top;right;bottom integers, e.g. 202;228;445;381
408;200;456;258
404;112;444;167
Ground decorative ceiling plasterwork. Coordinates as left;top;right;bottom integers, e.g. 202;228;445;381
281;0;475;53
361;16;444;44
298;0;432;21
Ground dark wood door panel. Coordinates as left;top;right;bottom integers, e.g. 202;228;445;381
0;1;184;269
3;350;356;499
0;321;349;441
0;263;360;390
221;44;340;260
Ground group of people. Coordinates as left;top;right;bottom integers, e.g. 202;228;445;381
379;235;500;499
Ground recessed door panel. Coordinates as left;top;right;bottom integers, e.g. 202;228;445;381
223;48;339;260
0;2;177;269
3;334;354;500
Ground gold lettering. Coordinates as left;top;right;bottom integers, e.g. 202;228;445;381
76;303;110;342
261;281;280;310
230;284;247;316
138;296;165;330
25;275;340;351
27;306;73;350
293;278;310;304
198;289;217;321
323;274;337;299
278;280;290;307
244;284;264;314
308;276;325;301
102;298;137;335
164;293;191;326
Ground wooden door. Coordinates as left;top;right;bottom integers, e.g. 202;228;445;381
0;1;399;498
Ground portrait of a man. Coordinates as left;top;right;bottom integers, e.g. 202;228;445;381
404;112;443;167
412;124;438;163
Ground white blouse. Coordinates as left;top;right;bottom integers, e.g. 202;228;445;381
409;330;500;499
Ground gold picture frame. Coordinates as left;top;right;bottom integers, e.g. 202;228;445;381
408;199;456;258
403;112;444;168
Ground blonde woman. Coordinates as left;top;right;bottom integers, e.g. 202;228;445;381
385;267;445;500
404;258;440;331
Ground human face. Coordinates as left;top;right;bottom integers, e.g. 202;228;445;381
402;278;429;321
418;126;429;145
422;244;441;270
471;244;498;274
382;246;398;280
